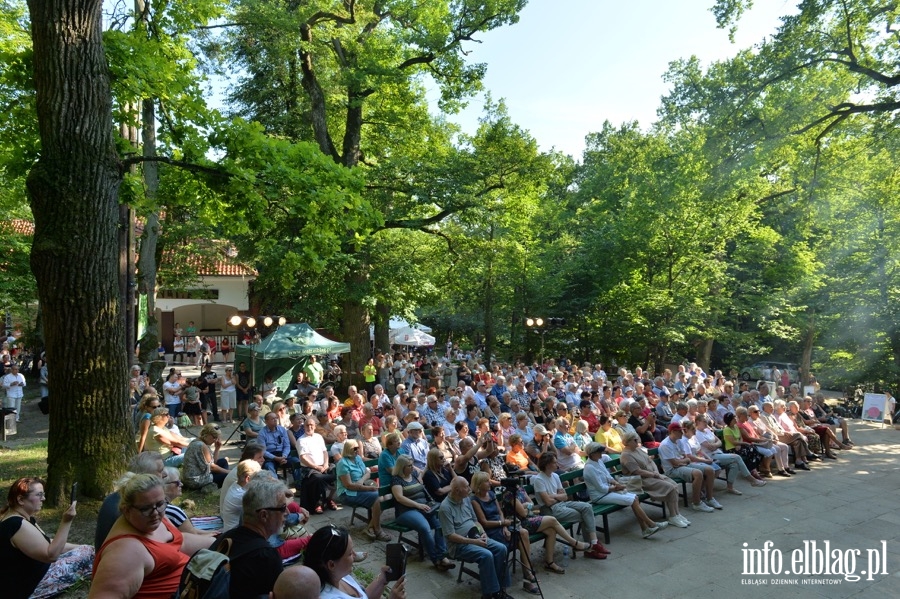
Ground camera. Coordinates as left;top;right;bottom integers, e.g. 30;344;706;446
500;475;526;492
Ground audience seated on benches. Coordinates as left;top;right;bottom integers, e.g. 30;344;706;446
583;442;667;538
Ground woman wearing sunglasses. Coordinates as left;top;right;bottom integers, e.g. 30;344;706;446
305;526;406;599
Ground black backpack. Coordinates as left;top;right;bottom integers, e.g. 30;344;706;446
175;536;269;599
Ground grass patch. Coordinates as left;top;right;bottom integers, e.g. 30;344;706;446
0;440;49;488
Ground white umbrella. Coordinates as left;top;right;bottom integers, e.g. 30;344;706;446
390;326;436;347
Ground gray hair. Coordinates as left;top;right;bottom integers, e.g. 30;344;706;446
115;452;165;490
163;466;180;482
243;478;287;522
622;431;640;444
151;407;170;423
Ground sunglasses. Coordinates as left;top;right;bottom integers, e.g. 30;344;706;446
323;525;342;555
257;504;288;514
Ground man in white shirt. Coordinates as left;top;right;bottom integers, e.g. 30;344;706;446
658;423;716;513
222;459;263;531
297;416;336;513
1;363;26;421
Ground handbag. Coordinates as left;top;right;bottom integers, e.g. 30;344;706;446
618;475;643;493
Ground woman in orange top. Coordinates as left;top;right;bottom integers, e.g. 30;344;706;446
505;434;538;472
90;474;210;599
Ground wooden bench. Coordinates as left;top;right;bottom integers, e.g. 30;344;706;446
588;457;664;544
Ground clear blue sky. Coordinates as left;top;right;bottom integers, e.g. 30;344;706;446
434;0;795;158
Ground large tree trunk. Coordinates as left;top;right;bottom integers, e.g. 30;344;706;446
696;338;714;372
341;267;370;395
482;224;495;370
800;309;815;387
374;301;390;356
136;97;162;384
27;0;132;503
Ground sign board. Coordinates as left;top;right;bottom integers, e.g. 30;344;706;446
862;393;887;423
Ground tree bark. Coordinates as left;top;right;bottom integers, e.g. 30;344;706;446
136;96;162;383
374;301;390;356
26;0;132;502
800;309;815;388
696;338;714;372
341;267;370;394
482;223;495;370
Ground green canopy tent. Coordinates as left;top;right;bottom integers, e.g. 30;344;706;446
233;323;350;396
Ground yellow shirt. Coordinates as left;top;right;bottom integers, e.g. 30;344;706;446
594;426;624;453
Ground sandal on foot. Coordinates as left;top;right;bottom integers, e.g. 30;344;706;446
434;558;455;571
544;561;565;574
523;581;541;595
573;541;591;552
353;551;368;562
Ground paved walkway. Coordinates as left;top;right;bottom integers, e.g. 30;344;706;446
315;419;900;599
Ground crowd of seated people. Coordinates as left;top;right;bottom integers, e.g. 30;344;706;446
14;354;860;598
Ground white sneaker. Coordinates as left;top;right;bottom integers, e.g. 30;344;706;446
655;521;669;530
705;498;723;510
642;526;660;538
667;516;689;528
692;502;714;513
676;515;691;526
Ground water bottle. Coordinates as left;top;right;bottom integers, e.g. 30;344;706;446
562;544;570;559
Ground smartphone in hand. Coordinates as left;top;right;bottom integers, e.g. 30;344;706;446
70;482;78;504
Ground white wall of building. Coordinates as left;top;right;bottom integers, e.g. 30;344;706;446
156;276;252;332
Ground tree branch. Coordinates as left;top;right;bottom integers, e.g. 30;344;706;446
397;52;436;70
379;183;505;230
119;156;231;178
791;100;900;136
194;22;249;30
307;0;357;27
417;227;458;260
755;188;797;205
